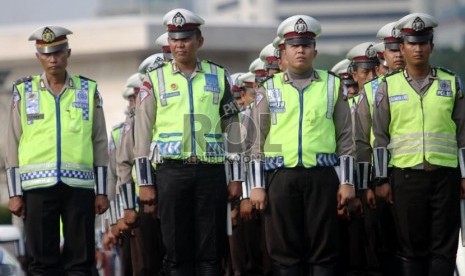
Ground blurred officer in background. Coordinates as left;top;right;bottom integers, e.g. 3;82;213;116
133;8;242;275
6;25;109;275
354;21;405;276
373;13;465;275
248;15;355;275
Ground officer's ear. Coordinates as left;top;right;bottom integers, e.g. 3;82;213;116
67;48;72;58
313;49;318;58
197;35;204;48
430;41;434;51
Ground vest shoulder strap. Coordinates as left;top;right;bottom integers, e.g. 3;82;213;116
436;67;456;76
14;76;33;85
147;61;166;72
77;75;96;83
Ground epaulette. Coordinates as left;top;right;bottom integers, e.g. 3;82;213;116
203;60;225;69
112;122;125;131
14;76;32;85
147;61;166;72
78;75;96;83
436;67;456;76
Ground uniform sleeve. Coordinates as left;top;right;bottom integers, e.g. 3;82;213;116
6;86;22;170
116;117;135;185
452;76;465;178
93;89;109;167
220;76;241;153
134;75;156;159
372;81;391;149
249;87;270;158
333;87;353;157
106;135;117;201
354;89;373;163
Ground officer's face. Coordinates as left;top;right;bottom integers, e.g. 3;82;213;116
283;43;317;73
168;35;204;65
384;48;405;71
36;48;70;76
352;66;376;89
400;40;433;68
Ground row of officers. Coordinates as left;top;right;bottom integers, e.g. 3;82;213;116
4;7;465;276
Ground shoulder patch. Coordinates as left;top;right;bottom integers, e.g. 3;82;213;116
147;61;166;72
204;60;225;69
14;76;33;85
436;67;456;76
78;75;96;83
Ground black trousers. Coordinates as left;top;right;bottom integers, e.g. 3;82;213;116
130;204;165;275
391;167;460;275
157;162;227;275
24;183;95;276
264;167;340;271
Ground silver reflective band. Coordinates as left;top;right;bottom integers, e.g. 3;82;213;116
356;162;371;190
339;155;354;185
459;148;465;178
226;153;244;182
109;200;117;225
7;167;22;197
135;157;154;186
248;160;264;189
241;180;250;199
116;194;123;220
94;166;107;195
373;147;388;178
119;182;136;210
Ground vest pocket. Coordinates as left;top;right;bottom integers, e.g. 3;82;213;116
68;107;82;133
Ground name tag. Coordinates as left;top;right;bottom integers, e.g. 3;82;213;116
389;94;408;103
269;101;286;113
437;90;453;97
161;91;180;99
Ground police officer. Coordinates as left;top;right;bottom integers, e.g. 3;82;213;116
354;21;405;276
372;13;465;275
133;8;242;275
259;43;281;77
155;32;173;61
6;25;109;275
248;15;355;275
249;58;268;84
118;71;165;275
272;36;288;72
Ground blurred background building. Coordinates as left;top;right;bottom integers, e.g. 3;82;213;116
0;0;465;205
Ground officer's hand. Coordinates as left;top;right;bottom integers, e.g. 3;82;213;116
337;184;355;211
231;206;239;227
348;197;362;216
365;188;377;209
123;209;138;228
102;232;116;251
139;186;156;205
461;179;465;199
95;195;109;215
250;188;267;211
240;199;254;220
228;181;242;202
375;182;393;204
116;218;129;233
8;196;25;219
110;224;121;239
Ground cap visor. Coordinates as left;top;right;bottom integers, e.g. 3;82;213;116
354;61;378;70
36;43;68;54
168;30;196;39
384;42;401;50
403;34;432;43
284;37;314;45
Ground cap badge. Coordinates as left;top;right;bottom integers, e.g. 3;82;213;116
172;12;186;27
42;27;56;43
274;48;280;58
391;28;401;38
412;17;425;31
365;44;377;58
294;18;308;34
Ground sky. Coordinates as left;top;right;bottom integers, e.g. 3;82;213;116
0;0;98;25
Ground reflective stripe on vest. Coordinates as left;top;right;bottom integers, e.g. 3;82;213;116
149;61;226;162
18;75;96;190
264;70;340;170
386;70;457;168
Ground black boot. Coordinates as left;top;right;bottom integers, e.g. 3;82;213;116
196;260;222;276
397;256;427;276
273;263;304;276
429;255;455;276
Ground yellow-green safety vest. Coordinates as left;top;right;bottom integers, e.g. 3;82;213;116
148;61;226;163
263;70;341;170
17;75;96;190
386;69;458;168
